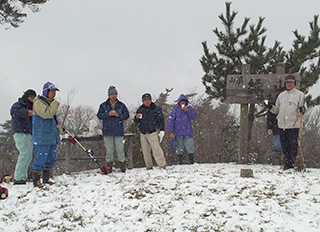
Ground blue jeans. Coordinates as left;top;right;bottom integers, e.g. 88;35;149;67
103;136;126;163
32;145;57;171
176;137;195;155
273;134;282;151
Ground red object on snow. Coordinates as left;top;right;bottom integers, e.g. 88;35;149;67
100;165;111;175
0;186;8;200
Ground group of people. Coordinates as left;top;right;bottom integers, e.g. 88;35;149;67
10;83;198;187
11;82;60;187
96;86;198;172
10;75;306;188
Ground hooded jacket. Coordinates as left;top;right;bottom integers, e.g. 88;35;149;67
32;95;61;145
97;99;129;136
168;94;197;138
10;97;33;134
271;88;306;129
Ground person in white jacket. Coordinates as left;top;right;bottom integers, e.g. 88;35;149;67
270;75;306;170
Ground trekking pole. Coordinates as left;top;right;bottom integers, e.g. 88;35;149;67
63;128;111;174
59;87;77;130
295;91;306;172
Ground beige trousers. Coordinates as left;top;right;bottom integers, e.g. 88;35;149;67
140;131;166;168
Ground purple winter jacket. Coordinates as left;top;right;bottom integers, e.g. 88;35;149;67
168;94;197;138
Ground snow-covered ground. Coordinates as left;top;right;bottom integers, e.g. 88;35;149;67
1;163;320;232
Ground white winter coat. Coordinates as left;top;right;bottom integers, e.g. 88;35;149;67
271;88;306;129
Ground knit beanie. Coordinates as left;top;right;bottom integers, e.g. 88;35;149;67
108;86;118;95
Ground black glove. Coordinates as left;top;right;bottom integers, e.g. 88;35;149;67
299;106;306;114
266;103;273;109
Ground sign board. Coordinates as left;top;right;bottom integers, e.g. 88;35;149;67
226;73;300;104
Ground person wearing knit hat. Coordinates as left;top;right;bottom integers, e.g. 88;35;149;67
108;86;118;95
97;86;129;173
270;75;306;170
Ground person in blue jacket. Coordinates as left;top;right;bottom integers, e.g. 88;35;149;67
168;94;197;164
32;82;61;188
97;86;129;172
10;89;36;185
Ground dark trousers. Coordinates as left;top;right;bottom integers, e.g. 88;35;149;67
279;128;299;169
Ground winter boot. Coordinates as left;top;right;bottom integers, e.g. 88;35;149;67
177;154;183;165
107;162;113;173
189;154;194;164
120;162;126;173
32;170;44;188
43;169;55;185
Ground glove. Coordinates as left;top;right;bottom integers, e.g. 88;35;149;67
158;131;165;143
267;129;272;135
299;106;306;114
171;137;178;148
54;97;61;103
267;103;274;109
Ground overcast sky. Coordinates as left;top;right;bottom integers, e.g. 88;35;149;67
1;0;320;123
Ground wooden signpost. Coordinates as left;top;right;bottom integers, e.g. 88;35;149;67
226;73;300;104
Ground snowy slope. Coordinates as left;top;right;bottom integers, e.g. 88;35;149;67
1;163;320;232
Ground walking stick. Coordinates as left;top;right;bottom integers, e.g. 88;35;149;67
295;91;306;172
59;87;77;130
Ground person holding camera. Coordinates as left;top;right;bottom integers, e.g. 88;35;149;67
168;94;197;165
134;93;166;170
97;86;129;173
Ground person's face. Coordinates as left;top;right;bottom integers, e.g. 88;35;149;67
179;100;186;107
28;96;35;103
142;98;152;107
285;81;295;90
47;90;56;99
109;93;118;102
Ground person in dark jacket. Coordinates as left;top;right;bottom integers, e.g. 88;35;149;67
32;82;61;188
97;86;129;172
134;93;166;169
10;89;36;185
168;94;197;164
266;87;286;152
267;110;282;151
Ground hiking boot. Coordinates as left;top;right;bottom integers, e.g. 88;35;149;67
146;167;153;170
120;162;126;173
32;170;44;188
189;154;194;164
43;169;55;185
35;180;44;188
14;180;27;185
177;154;183;165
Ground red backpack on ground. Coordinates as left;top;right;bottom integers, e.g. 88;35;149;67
0;186;8;200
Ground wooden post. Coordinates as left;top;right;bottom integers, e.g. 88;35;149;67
64;141;71;174
127;134;134;169
276;63;285;74
273;63;285;165
238;64;250;164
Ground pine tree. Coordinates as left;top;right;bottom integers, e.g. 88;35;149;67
0;0;48;28
201;2;320;106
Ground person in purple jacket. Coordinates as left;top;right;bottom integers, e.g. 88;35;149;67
168;94;197;164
